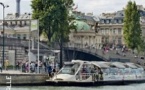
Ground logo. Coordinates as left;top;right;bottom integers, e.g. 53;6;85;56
6;76;11;90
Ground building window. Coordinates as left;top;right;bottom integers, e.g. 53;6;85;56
118;37;122;44
15;21;17;25
5;34;7;37
106;28;109;34
106;20;109;24
101;30;103;34
24;21;27;25
10;22;12;25
13;34;16;38
26;21;30;25
113;39;115;44
104;20;106;24
110;29;112;34
23;34;26;40
101;20;104;23
19;21;22;27
12;21;16;25
22;21;25;26
103;30;105;35
118;19;122;24
116;19;118;23
105;37;109;44
118;28;122;35
114;20;117;24
113;28;116;34
17;34;21;39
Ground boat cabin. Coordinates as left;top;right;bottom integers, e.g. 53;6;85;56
52;60;145;81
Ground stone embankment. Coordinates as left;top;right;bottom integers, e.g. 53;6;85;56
0;70;48;86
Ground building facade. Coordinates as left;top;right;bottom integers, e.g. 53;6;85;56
0;13;48;66
0;13;38;40
69;5;145;49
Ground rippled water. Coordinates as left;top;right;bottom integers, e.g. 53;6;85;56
0;84;145;90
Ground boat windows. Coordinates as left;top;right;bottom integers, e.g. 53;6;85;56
58;63;80;75
102;68;110;75
110;65;117;68
131;69;136;74
109;68;119;75
80;64;98;74
119;69;124;75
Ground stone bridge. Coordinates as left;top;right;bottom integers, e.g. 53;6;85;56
63;43;145;68
63;43;107;61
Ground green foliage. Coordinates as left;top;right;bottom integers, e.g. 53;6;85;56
123;1;142;51
31;0;75;44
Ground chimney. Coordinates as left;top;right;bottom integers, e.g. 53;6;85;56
16;0;21;17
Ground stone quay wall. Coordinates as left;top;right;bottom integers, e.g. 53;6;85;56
0;73;48;86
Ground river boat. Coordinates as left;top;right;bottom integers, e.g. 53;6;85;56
46;60;145;86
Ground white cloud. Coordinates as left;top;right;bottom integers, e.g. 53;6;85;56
0;0;31;19
0;0;145;19
73;0;145;15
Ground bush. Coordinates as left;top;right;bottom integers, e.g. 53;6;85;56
7;65;14;69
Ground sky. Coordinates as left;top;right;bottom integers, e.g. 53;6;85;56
0;0;145;19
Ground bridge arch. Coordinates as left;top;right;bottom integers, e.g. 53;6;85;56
63;47;107;61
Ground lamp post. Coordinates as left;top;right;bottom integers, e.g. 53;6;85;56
0;2;9;67
28;13;31;73
95;22;99;49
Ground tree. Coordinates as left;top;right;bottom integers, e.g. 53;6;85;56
31;0;75;68
123;1;143;52
31;0;75;42
31;0;56;43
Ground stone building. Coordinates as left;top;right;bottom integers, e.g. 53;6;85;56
0;13;31;39
69;5;145;49
0;13;50;66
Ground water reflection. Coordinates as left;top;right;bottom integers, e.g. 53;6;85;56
0;84;145;90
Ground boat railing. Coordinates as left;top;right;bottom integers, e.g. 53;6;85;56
77;73;103;81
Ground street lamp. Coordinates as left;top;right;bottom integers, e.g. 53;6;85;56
28;13;31;73
94;22;100;49
0;2;9;67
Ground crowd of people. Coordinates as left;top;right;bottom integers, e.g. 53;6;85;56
0;59;60;78
19;60;59;74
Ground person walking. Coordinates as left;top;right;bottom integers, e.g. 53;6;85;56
47;62;52;79
4;59;9;70
35;61;38;73
0;62;2;72
30;62;35;73
16;61;20;70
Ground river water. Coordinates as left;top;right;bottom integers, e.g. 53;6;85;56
0;84;145;90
